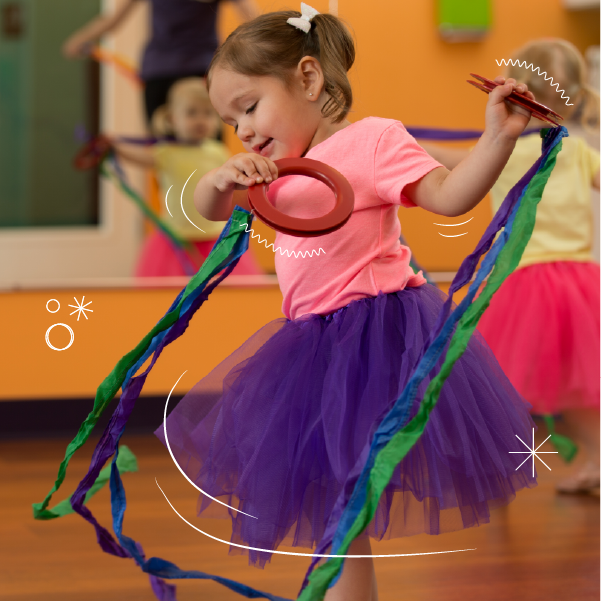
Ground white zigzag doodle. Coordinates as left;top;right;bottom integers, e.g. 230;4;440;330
495;59;573;106
239;223;326;258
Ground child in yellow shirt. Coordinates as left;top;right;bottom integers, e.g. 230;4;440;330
112;78;263;276
423;39;600;495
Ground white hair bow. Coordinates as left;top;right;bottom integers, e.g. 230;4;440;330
287;3;320;34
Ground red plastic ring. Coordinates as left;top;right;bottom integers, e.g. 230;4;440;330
73;135;113;170
247;157;355;238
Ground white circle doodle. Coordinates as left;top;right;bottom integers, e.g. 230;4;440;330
45;323;75;351
46;299;60;313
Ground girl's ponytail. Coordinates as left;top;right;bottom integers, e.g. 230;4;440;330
309;13;355;121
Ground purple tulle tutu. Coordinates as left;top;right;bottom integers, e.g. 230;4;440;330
156;285;537;567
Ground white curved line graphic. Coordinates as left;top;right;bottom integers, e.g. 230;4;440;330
160;377;477;559
156;479;476;559
165;185;173;218
180;170;205;233
438;232;469;238
433;218;473;227
495;59;574;106
239;223;326;258
163;371;258;519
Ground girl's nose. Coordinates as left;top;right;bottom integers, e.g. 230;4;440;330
237;122;253;142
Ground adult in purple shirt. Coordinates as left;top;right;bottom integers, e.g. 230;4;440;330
63;0;258;122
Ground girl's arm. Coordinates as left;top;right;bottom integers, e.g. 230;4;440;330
231;0;260;21
406;78;533;218
420;143;469;171
63;0;141;58
194;153;278;221
111;140;155;168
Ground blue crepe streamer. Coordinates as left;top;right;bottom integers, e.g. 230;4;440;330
300;126;567;593
62;126;566;601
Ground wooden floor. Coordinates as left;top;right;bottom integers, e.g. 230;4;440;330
1;433;598;601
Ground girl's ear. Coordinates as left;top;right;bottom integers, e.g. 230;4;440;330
297;56;324;100
151;105;173;137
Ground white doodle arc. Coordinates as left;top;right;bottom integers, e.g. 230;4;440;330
156;479;476;559
45;323;75;351
433;218;473;227
160;373;477;559
495;59;574;106
163;371;258;519
434;217;473;238
438;232;468;238
165;185;173;218
46;299;60;313
239;223;326;258
180;170;205;233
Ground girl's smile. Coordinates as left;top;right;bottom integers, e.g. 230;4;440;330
208;67;325;160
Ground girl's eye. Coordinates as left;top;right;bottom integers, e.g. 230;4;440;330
246;102;257;115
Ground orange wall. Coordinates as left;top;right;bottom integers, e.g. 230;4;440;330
219;0;600;272
1;282;461;401
2;285;283;400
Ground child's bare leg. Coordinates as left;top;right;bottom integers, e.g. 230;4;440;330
557;408;600;493
371;562;379;601
323;537;377;601
562;408;600;463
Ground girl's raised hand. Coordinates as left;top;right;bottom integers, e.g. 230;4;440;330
485;77;535;141
213;153;279;192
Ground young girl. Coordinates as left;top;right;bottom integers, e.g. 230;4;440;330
111;77;263;277
157;8;541;599
424;39;600;496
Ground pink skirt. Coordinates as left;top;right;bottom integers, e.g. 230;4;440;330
135;231;264;277
477;261;600;414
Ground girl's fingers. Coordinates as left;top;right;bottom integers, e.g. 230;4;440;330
267;160;279;182
236;171;256;187
235;158;264;183
253;159;274;183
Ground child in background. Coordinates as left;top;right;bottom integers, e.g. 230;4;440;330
158;7;544;599
111;77;263;277
424;39;600;495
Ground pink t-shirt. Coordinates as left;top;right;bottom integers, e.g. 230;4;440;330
267;117;443;320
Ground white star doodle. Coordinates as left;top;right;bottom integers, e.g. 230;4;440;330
509;428;558;477
68;296;93;321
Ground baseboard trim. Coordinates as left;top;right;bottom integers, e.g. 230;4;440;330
0;396;181;439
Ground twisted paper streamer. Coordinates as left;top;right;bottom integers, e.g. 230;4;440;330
297;126;567;600
34;128;567;601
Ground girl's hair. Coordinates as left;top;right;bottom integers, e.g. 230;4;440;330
151;77;216;137
506;39;599;130
207;10;355;123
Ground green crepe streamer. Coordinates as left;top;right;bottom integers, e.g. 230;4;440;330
50;446;138;517
298;136;563;601
543;415;578;463
101;160;191;253
33;209;251;521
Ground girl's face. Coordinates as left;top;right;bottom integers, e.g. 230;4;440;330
209;67;322;160
170;96;218;142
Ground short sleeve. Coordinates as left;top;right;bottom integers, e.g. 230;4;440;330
374;122;444;208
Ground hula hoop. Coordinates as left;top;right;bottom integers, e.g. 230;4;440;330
247;158;355;237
